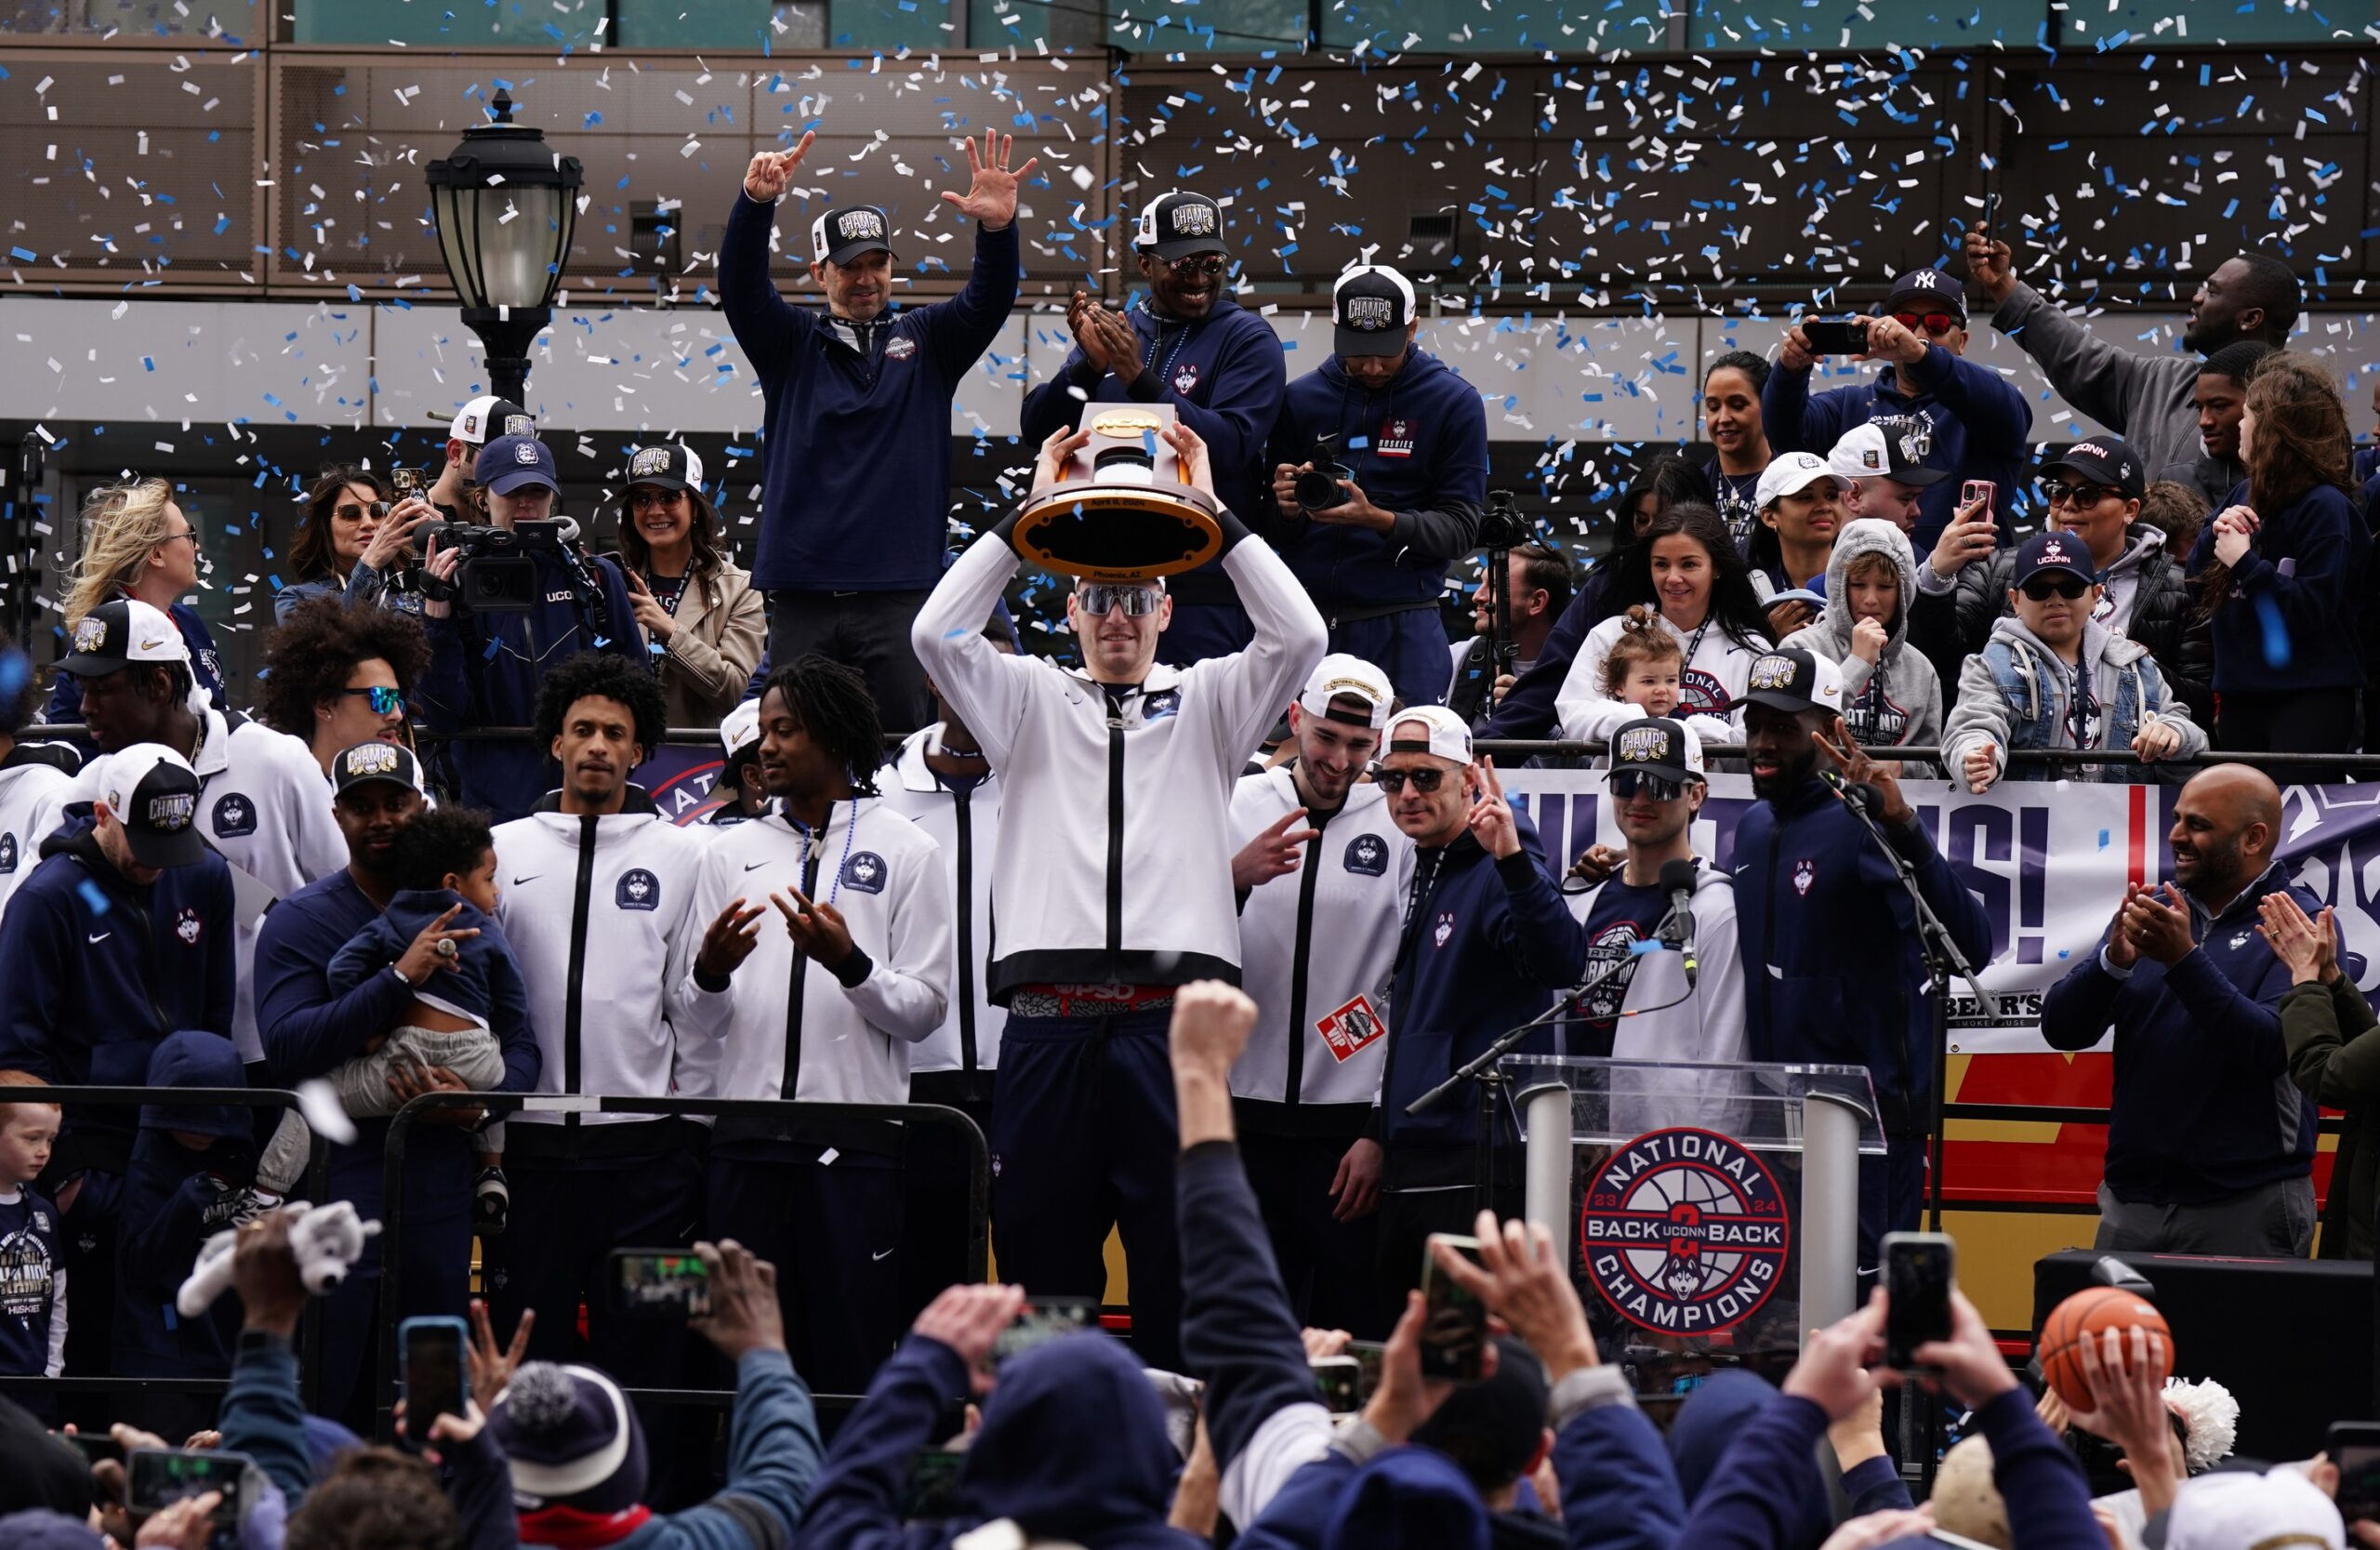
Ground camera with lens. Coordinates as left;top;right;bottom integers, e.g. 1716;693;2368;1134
1012;403;1225;583
417;519;563;613
1294;453;1355;513
1479;488;1528;548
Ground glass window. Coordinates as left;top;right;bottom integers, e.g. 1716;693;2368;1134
1689;0;2046;51
1324;0;1667;51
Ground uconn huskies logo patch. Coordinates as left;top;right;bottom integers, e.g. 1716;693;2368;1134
212;792;257;839
1141;690;1182;721
615;868;660;912
1377;417;1415;457
1433;911;1455;949
1172;363;1201;397
884;335;917;362
1343;833;1389;877
843;852;889;894
1792;859;1816;896
175;907;204;946
1580;1128;1792;1335
0;834;14;875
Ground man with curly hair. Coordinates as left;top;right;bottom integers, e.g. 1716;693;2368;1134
486;653;767;1455
257;598;431;777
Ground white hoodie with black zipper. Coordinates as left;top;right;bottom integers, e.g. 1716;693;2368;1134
490;794;729;1153
676;798;952;1117
911;508;1327;996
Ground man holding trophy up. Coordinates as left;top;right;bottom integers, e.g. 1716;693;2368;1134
911;414;1327;1371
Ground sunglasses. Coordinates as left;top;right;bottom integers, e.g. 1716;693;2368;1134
1609;771;1686;801
165;527;203;550
340;685;407;716
2040;482;2116;509
1369;766;1448;795
628;486;689;509
2020;576;2092;602
333;501;391;523
1893;311;1961;336
1077;583;1164;618
1164;254;1227;278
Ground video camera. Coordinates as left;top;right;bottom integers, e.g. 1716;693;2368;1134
418;518;567;614
1294;439;1355;513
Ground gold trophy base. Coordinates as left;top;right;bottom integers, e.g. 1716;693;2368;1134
1011;484;1225;583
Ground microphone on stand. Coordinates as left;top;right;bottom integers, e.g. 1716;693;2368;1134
1820;767;1886;815
1658;856;1699;987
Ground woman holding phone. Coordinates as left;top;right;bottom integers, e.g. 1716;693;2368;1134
2187;351;2363;770
614;444;764;730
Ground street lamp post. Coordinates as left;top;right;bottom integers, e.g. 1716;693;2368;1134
426;89;583;407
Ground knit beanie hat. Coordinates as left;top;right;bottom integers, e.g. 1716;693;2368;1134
486;1362;650;1514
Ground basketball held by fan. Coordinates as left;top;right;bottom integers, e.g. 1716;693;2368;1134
2039;1285;2174;1410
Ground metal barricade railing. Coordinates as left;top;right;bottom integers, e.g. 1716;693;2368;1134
0;1085;330;1413
376;1092;990;1440
1472;740;2380;772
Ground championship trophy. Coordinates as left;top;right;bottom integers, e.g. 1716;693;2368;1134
1011;404;1225;582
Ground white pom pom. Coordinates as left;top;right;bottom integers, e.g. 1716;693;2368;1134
505;1362;583;1435
2163;1375;2241;1474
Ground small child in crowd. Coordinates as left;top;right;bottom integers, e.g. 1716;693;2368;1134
1946;530;2205;791
1603;605;1732;752
1783;517;1943;753
0;1072;66;1403
256;804;522;1234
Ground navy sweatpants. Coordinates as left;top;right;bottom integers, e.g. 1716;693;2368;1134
988;1009;1183;1372
706;1149;904;1398
484;1141;702;1371
1238;1131;1399;1340
902;1074;992;1320
1858;1140;1927;1285
1324;607;1453;709
312;1130;472;1435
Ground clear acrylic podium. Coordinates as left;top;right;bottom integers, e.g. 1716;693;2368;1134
1503;1056;1885;1398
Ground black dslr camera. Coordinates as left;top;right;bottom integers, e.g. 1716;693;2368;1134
1294;440;1355;512
417;520;560;613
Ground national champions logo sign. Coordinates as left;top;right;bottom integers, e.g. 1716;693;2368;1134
1580;1127;1792;1334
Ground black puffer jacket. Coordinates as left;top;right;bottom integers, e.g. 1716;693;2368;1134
1910;521;2214;725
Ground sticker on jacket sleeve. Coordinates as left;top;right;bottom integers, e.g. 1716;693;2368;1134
1316;995;1386;1063
842;852;888;894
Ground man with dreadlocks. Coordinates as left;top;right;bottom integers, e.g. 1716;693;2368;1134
680;654;953;1396
911;420;1327;1372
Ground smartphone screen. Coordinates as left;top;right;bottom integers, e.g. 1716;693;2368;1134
898;1448;968;1519
607;1249;711;1318
1804;320;1870;356
990;1297;1101;1370
127;1449;249;1525
1346;1339;1387;1404
2328;1424;2380;1521
58;1431;125;1464
1884;1233;1955;1368
1312;1356;1361;1414
1420;1234;1488;1384
400;1317;469;1429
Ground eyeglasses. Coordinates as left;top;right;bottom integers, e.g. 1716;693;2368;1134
165;527;202;551
628;487;689;510
2020;576;2092;602
333;502;391;523
1077;583;1164;617
1893;311;1961;337
340;685;406;716
2040;483;2116;510
1608;771;1686;801
1164;254;1226;278
1369;766;1448;794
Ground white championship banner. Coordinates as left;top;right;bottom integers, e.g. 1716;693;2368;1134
1497;769;2380;1055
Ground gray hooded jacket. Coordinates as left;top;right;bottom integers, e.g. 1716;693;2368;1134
1942;612;2208;786
1781;518;1943;753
